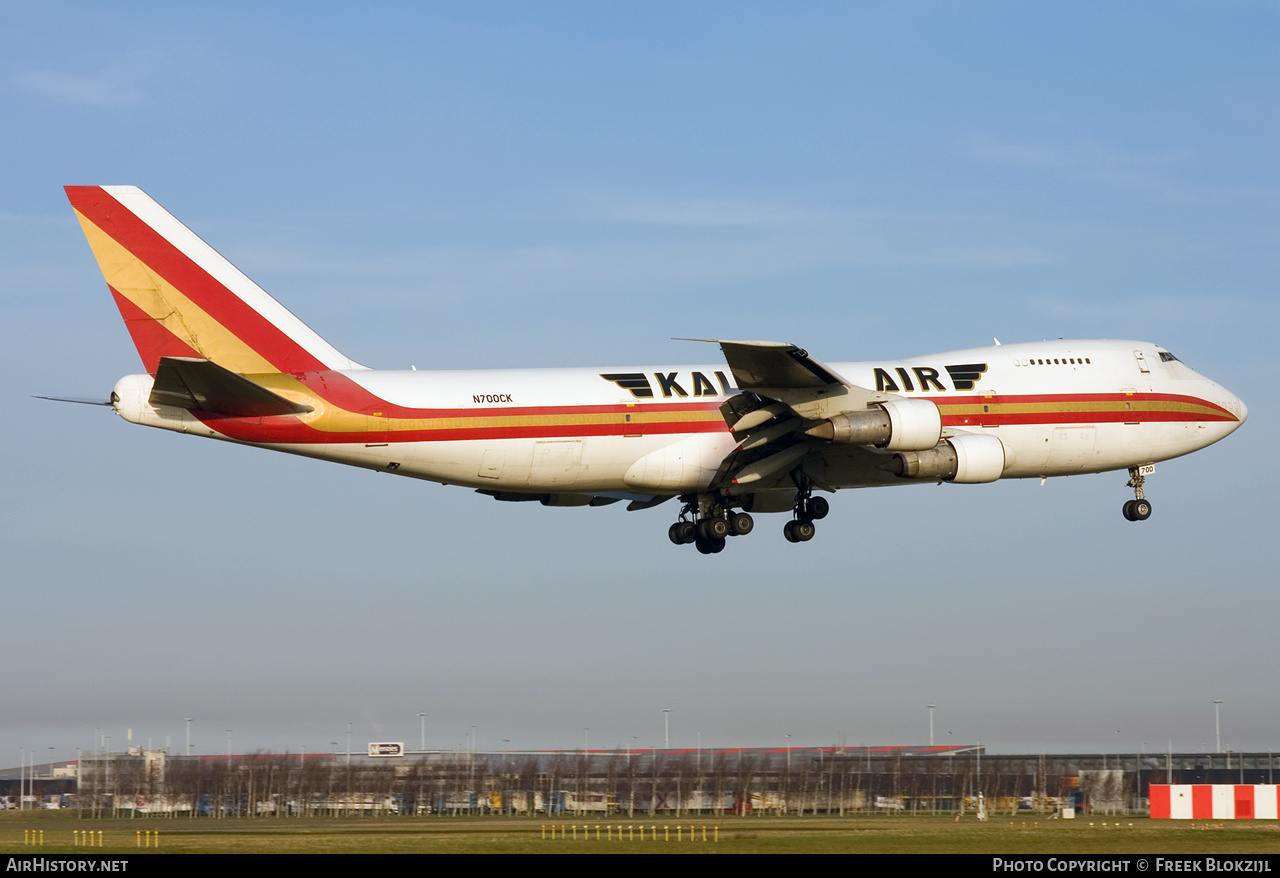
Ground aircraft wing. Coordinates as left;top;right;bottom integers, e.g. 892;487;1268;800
683;338;888;417
680;339;897;492
713;340;849;390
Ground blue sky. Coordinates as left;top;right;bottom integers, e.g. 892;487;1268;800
2;2;1276;763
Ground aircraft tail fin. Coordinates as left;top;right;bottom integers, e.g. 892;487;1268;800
65;185;367;376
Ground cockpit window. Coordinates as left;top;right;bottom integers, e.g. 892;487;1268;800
1159;352;1180;363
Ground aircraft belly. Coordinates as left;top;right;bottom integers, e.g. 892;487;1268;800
997;417;1235;479
995;425;1051;476
1047;425;1100;472
623;433;739;492
231;441;416;474
392;434;721;493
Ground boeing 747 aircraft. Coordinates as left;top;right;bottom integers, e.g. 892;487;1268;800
57;186;1247;553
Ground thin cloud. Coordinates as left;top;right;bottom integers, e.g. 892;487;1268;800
0;211;72;226
591;196;842;227
925;245;1053;268
1032;292;1242;328
13;54;154;107
961;133;1197;203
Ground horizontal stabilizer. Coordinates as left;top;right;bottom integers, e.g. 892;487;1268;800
150;357;313;417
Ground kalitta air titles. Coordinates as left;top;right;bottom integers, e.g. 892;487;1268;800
873;363;988;393
601;371;733;399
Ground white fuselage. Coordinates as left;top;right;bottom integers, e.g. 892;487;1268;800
112;338;1246;502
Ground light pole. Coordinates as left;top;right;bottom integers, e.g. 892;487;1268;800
103;736;114;815
928;704;935;747
186;717;193;756
663;709;670;749
1213;700;1223;754
346;722;352;765
1139;742;1146;806
419;713;427;752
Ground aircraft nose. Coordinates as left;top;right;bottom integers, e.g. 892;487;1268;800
1222;386;1247;426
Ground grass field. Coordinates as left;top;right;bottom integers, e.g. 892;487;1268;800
3;811;1278;854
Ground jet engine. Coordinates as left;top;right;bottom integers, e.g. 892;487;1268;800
806;398;941;451
886;432;1006;484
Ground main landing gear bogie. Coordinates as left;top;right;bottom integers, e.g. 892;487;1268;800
668;498;755;553
780;474;827;545
668;482;832;550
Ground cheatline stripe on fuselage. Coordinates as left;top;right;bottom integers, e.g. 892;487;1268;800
195;400;728;444
190;390;1236;446
935;392;1236;427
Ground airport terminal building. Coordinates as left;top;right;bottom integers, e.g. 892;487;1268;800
5;746;1277;817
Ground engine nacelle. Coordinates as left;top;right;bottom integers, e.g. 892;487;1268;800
806;398;941;451
887;432;1006;484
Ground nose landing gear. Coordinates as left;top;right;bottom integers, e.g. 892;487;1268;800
1122;465;1153;521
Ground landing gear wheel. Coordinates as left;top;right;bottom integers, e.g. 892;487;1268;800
805;496;830;520
695;535;726;554
699;518;730;540
1122;498;1152;521
784;520;816;543
669;521;696;544
729;512;754;536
